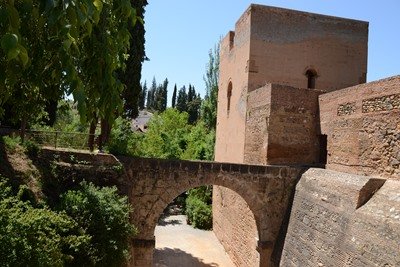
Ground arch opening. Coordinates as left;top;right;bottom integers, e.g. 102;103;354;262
152;184;260;267
305;69;317;89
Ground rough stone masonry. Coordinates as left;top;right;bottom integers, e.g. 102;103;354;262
215;3;399;267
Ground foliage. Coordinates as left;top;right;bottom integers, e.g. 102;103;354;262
145;77;168;112
201;43;220;129
176;86;188;113
0;176;91;267
174;84;202;124
140;108;190;159
107;117;144;156
2;135;21;153
185;186;212;230
138;81;147;110
0;0;140;142
171;84;177;108
23;139;40;158
33;100;89;134
60;181;136;266
120;0;148;118
182;121;215;161
187;186;212;204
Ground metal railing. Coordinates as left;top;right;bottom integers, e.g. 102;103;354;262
25;130;98;150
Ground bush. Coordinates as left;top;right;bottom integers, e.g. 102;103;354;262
23;139;41;158
185;195;212;230
2;135;21;152
184;186;212;230
107;117;144;156
0;176;91;267
60;181;137;266
187;186;212;204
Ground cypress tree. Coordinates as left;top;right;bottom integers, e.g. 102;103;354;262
172;84;177;108
138;81;147;110
120;0;148;118
176;86;188;112
161;78;168;111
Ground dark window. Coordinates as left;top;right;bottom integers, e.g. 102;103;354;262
306;69;317;89
227;81;232;114
318;134;327;165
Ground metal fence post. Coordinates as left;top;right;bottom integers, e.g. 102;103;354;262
55;131;58;149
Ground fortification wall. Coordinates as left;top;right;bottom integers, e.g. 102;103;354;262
245;84;323;165
281;168;400;266
320;75;400;179
215;8;251;164
247;4;368;92
213;187;259;267
214;9;257;267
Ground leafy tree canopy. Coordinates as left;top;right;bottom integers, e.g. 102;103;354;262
0;0;139;134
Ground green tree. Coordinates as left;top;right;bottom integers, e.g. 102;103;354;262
172;83;177;108
60;181;136;266
201;43;220;130
146;77;157;110
187;86;202;124
0;0;139;147
138;81;147;110
120;0;148;119
154;78;168;112
176;86;188;112
182;121;215;160
140;108;190;159
0;176;92;267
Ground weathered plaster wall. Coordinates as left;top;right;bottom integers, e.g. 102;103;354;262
281;168;400;266
245;84;323;165
320;75;400;179
213;187;259;267
248;4;368;92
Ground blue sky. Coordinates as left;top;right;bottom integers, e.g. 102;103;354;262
141;0;400;101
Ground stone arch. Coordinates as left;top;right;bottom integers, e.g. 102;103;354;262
137;172;262;243
152;184;260;265
119;157;304;267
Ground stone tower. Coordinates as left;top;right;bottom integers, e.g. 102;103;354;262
215;4;368;164
213;4;369;266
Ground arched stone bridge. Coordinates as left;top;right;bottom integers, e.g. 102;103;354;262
116;156;305;267
40;149;305;267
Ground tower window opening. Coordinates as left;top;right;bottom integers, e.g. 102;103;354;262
306;69;317;89
227;81;232;114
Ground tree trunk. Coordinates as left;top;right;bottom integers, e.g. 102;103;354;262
88;117;97;151
98;119;111;151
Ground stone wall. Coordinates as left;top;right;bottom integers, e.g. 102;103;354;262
215;8;251;164
244;84;272;164
213;187;259;267
245;84;323;165
247;4;368;92
319;75;400;179
281;168;400;266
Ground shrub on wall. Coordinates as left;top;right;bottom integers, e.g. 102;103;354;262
60;181;137;266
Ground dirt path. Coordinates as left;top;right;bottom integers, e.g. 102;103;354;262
154;214;235;267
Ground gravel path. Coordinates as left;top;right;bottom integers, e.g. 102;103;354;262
154;214;235;267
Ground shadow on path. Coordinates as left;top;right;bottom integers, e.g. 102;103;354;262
157;217;182;226
154;247;220;267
